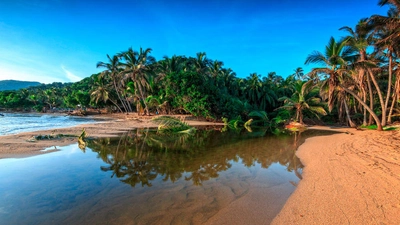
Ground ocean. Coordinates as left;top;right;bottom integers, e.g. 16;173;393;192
0;112;97;136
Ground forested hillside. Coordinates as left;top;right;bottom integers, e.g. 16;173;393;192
0;80;42;91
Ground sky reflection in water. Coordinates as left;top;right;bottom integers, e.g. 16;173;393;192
0;129;337;225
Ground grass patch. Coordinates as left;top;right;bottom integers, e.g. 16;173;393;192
360;124;398;131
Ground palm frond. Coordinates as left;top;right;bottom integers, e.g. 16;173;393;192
152;116;194;133
305;51;329;66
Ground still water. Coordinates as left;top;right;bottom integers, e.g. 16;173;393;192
0;129;336;225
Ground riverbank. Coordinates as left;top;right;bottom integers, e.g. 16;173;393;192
0;113;223;159
272;127;400;224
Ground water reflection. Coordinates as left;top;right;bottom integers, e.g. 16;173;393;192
87;129;331;188
0;128;339;225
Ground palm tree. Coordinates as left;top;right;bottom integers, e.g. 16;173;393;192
120;47;155;115
373;27;396;126
156;55;185;83
245;73;262;108
260;76;278;111
278;80;327;124
305;37;383;130
192;52;210;75
209;60;223;79
340;18;375;125
220;68;236;88
293;67;305;80
96;54;127;113
90;74;123;112
370;0;400;125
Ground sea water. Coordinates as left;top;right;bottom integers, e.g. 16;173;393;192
0;112;97;136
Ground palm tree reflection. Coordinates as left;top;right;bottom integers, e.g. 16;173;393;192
87;129;335;188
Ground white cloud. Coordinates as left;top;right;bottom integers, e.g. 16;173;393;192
61;65;82;82
0;63;64;84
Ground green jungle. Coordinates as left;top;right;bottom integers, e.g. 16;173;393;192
1;1;400;131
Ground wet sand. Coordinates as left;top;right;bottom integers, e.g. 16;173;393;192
272;127;400;224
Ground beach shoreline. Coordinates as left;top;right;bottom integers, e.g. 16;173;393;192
0;113;223;159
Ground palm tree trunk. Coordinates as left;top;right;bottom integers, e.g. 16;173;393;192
389;76;400;123
126;97;133;112
343;98;357;128
122;91;133;112
340;85;383;131
366;72;374;125
388;93;396;124
384;53;393;126
359;52;371;125
339;101;344;124
113;79;128;113
297;107;304;124
367;68;386;126
108;98;123;113
137;81;149;115
362;88;367;126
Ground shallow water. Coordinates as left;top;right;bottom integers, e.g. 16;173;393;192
0;113;97;136
0;129;337;225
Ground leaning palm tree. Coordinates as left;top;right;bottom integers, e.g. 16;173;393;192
90;74;123;112
370;0;400;125
278;80;327;124
305;37;383;130
96;54;127;113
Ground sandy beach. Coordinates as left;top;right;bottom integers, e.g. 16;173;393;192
1;114;399;224
272;127;400;224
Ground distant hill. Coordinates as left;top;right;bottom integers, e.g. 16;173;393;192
0;80;42;91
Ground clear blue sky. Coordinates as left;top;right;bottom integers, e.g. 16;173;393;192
0;0;389;83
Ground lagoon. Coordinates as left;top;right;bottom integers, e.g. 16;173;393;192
0;129;336;224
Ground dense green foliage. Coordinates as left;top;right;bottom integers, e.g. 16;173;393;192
0;80;41;91
1;1;400;130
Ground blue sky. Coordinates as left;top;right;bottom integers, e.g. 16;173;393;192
0;0;390;83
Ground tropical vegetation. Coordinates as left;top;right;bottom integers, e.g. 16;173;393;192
1;0;399;131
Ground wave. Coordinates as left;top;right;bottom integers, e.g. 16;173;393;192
0;113;97;136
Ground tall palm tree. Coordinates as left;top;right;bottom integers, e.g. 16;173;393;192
96;54;127;113
373;27;396;126
340;18;375;125
120;47;155;115
370;0;400;125
305;37;383;130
